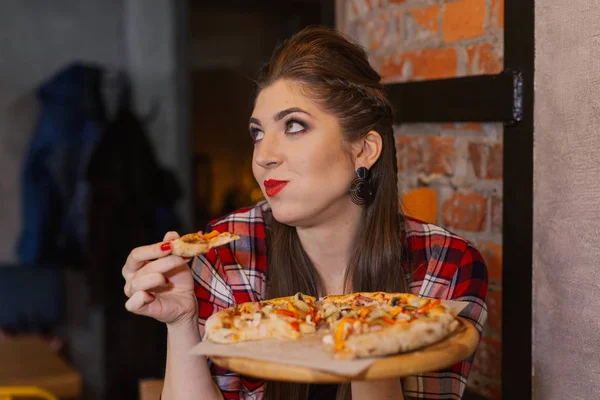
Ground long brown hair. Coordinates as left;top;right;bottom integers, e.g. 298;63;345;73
257;26;409;400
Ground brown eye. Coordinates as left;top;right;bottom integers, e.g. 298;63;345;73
250;127;264;142
285;120;307;134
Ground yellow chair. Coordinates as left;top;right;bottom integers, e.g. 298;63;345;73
401;187;438;224
0;386;58;400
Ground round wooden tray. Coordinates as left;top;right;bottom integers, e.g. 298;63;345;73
211;317;479;383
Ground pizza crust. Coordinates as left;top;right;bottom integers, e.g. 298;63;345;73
205;294;317;344
170;231;240;257
326;312;457;359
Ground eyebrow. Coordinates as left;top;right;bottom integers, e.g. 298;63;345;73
249;107;312;126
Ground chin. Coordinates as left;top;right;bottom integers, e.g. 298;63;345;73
268;200;310;227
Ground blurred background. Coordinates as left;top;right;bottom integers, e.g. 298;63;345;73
0;1;337;399
9;0;596;399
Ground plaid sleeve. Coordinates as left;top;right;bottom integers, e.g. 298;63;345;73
191;221;266;400
403;244;488;399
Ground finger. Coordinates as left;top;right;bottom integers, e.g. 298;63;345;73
141;254;192;276
126;272;168;297
122;241;175;277
163;231;181;241
125;290;156;314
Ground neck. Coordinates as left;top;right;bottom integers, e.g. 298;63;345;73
295;199;363;295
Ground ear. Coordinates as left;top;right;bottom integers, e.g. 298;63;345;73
352;130;383;170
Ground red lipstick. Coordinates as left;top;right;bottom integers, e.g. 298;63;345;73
264;179;288;197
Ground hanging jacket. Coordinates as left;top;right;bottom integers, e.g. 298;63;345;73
85;78;182;305
17;63;106;267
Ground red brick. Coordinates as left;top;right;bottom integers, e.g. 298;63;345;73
491;195;502;234
487;385;502;400
441;192;487;231
443;0;486;42
468;142;486;178
407;137;427;171
380;48;458;81
351;0;375;14
409;5;441;34
442;122;482;130
395;136;409;171
487;143;503;179
463;122;482;130
365;13;389;50
472;336;502;380
395;136;427;172
478;241;502;284
469;141;503;179
486;289;502;333
467;44;503;75
492;0;504;28
428;136;455;174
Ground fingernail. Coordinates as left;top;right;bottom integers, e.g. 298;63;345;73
165;277;170;284
160;242;172;251
147;293;156;299
183;257;192;261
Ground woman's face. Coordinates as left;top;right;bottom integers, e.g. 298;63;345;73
250;79;357;227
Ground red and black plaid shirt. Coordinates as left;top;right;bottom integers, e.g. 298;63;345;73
192;201;488;399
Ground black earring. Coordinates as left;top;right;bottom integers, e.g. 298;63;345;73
348;167;373;206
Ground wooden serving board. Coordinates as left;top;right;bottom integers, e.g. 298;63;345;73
210;317;479;383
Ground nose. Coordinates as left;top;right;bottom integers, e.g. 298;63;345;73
253;131;283;169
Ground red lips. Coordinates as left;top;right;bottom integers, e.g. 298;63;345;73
264;179;288;197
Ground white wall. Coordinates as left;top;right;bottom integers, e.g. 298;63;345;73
533;1;600;399
125;0;192;230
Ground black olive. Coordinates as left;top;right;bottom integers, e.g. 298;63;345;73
390;297;400;306
297;293;304;301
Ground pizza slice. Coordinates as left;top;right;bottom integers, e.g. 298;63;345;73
317;292;458;359
170;230;240;257
205;292;318;344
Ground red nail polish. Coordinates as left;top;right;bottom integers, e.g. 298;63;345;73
160;242;171;251
148;293;156;299
164;277;170;284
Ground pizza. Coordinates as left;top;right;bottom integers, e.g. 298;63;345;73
205;291;458;359
317;292;458;359
170;230;240;257
205;292;318;343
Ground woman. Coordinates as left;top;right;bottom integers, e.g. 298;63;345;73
122;26;488;400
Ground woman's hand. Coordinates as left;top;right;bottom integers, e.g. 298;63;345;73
122;231;198;327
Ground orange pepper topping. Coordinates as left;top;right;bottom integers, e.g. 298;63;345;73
388;307;404;317
380;316;397;325
334;318;356;351
314;313;322;325
202;230;220;240
416;299;441;315
359;307;371;319
287;302;299;314
273;309;298;318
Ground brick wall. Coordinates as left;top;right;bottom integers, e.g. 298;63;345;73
338;0;504;398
